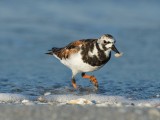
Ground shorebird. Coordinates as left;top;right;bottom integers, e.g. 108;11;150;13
46;34;122;89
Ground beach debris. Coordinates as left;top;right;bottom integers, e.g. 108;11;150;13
115;52;123;58
67;98;94;105
37;96;47;102
44;92;51;96
22;99;35;105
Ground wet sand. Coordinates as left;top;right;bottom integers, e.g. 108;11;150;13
0;105;159;120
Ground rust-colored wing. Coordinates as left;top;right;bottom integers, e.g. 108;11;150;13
46;40;87;59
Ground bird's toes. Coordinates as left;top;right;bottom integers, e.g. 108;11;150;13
94;82;99;90
90;76;98;89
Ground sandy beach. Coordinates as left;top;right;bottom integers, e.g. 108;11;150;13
0;105;159;120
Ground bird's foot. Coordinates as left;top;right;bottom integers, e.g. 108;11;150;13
82;73;99;89
89;76;99;89
72;79;77;89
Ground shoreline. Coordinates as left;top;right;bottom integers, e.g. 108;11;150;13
0;93;160;108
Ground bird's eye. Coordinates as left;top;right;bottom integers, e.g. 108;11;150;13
103;41;107;44
104;40;111;44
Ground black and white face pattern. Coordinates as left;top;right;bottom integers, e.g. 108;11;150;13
97;34;116;51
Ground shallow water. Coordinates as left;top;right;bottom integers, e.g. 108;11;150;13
0;0;160;103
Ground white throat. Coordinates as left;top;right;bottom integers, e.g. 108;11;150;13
105;49;111;57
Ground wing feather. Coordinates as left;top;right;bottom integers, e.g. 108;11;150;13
46;39;97;59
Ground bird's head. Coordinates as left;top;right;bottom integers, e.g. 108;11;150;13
97;34;120;54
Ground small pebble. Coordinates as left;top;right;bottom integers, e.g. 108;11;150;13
44;92;51;96
114;52;123;58
67;98;94;105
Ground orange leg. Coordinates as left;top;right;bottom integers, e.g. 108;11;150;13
72;78;77;89
81;73;98;89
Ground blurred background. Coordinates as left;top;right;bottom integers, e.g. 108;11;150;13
0;0;159;99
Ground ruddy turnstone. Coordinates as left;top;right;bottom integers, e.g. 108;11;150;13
46;34;122;89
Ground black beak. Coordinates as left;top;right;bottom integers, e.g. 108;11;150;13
111;44;120;54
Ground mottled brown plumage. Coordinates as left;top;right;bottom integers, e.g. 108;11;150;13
46;40;92;59
46;34;122;89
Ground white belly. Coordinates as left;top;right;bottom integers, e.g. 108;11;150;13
60;51;101;73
